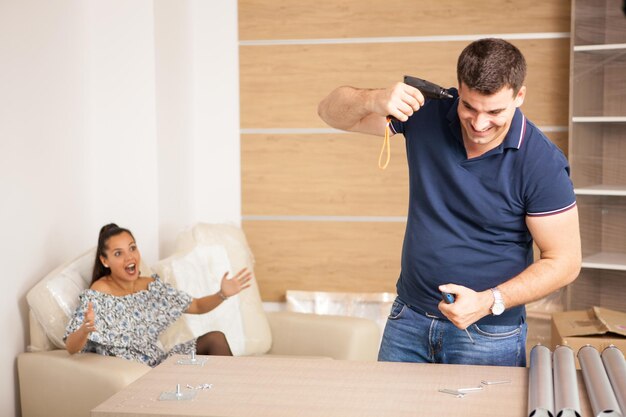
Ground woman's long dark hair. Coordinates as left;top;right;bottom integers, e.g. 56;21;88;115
91;223;135;284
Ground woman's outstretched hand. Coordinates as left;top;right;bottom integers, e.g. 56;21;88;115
220;268;253;298
80;302;96;334
66;302;96;354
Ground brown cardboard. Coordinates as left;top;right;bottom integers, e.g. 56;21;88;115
551;307;626;363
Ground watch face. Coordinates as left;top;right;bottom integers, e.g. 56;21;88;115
492;302;505;315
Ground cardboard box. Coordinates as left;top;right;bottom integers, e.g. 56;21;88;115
551;307;626;365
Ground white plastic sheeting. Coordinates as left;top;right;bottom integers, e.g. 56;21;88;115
286;290;394;343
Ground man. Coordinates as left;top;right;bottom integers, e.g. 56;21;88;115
317;38;581;366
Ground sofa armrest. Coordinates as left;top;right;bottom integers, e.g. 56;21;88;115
265;311;380;361
18;350;150;417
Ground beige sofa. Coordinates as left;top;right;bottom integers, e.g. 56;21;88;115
18;224;380;417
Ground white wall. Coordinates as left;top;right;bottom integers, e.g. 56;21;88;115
0;1;240;415
155;0;241;257
85;0;161;262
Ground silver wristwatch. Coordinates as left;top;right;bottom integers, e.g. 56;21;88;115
490;287;505;316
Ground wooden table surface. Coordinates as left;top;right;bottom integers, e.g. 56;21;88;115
91;355;593;417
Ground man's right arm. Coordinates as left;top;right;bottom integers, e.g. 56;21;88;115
317;83;425;136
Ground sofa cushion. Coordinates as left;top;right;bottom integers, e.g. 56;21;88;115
153;245;246;354
171;223;272;356
28;310;54;352
26;248;152;350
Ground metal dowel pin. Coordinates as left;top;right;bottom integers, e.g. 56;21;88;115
159;383;196;401
457;386;483;393
481;380;511;385
438;389;465;398
177;352;207;366
464;328;475;344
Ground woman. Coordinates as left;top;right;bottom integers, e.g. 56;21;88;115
64;223;252;367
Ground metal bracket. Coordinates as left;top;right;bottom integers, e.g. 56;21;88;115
177;351;207;366
438;389;465;398
159;384;197;401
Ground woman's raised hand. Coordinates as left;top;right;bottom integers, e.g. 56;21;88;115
220;268;253;298
81;302;96;334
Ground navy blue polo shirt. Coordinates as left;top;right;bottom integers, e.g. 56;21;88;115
390;88;576;325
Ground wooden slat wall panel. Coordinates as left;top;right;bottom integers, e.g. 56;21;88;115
239;0;571;300
242;221;405;301
242;132;568;217
240;39;570;129
242;134;409;216
239;0;570;40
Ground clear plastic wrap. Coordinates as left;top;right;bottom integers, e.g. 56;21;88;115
286;290;395;342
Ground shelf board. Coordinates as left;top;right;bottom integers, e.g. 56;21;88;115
572;116;626;123
574;43;626;52
575;185;626;196
582;252;626;271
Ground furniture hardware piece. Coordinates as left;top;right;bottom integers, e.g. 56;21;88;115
438;389;465;398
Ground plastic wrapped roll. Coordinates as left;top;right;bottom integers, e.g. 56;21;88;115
578;345;622;417
553;345;581;417
602;346;626;416
528;344;554;417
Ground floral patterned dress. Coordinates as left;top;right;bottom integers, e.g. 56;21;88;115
64;275;196;367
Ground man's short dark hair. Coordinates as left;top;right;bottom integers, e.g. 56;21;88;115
457;38;527;95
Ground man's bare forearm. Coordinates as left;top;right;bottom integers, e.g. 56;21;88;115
318;83;424;136
498;252;581;312
317;86;376;131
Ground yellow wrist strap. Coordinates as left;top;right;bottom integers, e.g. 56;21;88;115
378;117;392;170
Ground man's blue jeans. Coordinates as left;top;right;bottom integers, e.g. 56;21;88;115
378;297;527;366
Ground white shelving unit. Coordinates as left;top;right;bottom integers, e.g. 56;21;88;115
581;252;626;271
573;43;626;51
572;116;626;122
575;185;626;196
568;0;626;308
